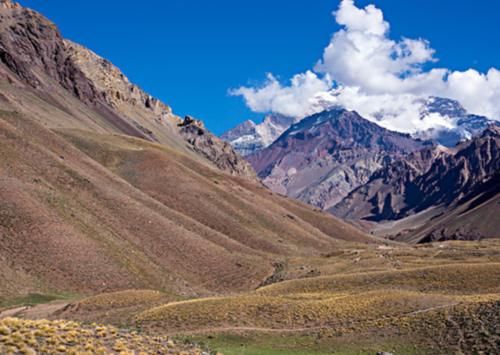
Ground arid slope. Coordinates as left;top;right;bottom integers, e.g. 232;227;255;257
0;109;374;301
0;1;375;302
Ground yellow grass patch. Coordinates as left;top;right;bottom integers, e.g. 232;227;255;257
0;317;203;354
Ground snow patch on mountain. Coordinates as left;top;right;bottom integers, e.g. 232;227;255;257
413;97;499;146
221;114;296;156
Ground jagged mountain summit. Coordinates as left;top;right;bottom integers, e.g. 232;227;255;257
221;114;296;156
0;0;19;9
414;97;498;147
248;108;427;210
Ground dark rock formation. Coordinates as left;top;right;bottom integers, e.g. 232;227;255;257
331;126;500;227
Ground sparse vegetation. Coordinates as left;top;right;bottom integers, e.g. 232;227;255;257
1;241;498;354
76;290;165;310
0;317;204;354
52;290;177;327
258;263;500;296
128;241;500;354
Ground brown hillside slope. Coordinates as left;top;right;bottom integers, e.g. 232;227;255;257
0;0;374;301
0;107;373;301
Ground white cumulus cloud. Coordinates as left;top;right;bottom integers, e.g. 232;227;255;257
230;71;332;119
231;0;500;134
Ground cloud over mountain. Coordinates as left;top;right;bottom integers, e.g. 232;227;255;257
231;71;331;118
232;0;500;134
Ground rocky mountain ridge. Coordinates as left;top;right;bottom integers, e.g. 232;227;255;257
0;0;254;178
0;0;19;10
64;40;173;122
334;126;500;223
248;108;427;210
332;145;452;221
332;127;500;242
224;97;498;157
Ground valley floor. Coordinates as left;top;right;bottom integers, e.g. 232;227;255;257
1;239;499;354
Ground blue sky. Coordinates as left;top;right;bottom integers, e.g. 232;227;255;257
19;0;500;135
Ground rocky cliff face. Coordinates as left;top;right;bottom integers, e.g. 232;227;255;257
179;116;256;177
334;127;500;224
64;40;173;120
0;0;254;178
221;114;296;156
415;127;500;209
332;146;451;221
248;108;427;210
1;0;19;9
0;1;99;101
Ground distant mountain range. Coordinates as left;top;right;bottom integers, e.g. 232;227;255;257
334;127;500;242
237;107;500;242
223;97;498;152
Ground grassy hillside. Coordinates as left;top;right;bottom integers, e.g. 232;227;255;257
40;240;498;354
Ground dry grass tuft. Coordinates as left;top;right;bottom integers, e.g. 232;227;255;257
0;317;203;354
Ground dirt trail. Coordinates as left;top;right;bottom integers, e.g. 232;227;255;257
0;306;30;319
0;301;68;320
164;326;331;336
406;303;460;316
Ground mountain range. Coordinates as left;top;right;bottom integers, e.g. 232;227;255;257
335;126;500;242
224;96;498;151
239;107;499;242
